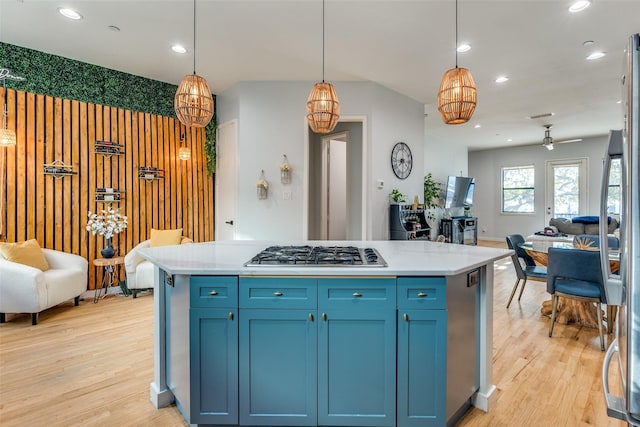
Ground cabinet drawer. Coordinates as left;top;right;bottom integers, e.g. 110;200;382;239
397;277;446;310
190;276;238;308
239;277;317;309
318;278;396;311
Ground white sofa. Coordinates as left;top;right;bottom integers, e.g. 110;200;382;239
124;237;192;298
0;249;88;325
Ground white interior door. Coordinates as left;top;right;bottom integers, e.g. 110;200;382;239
320;134;347;240
545;158;588;222
215;120;238;241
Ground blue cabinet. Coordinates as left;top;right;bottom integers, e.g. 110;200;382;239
189;276;239;425
186;275;448;427
317;278;397;427
239;277;317;426
396;277;447;427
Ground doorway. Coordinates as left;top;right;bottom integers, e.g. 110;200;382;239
545;158;588;222
305;118;367;240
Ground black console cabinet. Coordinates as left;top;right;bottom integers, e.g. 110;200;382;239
389;204;431;240
440;217;478;245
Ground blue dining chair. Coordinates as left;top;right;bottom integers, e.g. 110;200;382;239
547;247;607;350
573;234;620;250
505;234;547;308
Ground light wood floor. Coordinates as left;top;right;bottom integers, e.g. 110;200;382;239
0;240;625;427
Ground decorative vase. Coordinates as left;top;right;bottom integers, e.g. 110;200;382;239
101;237;115;258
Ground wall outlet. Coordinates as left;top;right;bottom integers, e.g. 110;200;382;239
283;191;292;200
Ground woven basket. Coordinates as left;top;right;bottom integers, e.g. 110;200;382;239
174;74;214;128
437;67;477;125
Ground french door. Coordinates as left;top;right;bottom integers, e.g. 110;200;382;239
545;158;588;223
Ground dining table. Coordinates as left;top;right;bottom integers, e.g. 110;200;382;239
519;240;619;333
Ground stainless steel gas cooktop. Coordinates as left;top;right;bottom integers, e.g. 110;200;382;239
244;245;387;267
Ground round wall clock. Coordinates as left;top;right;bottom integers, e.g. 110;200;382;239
391;142;412;179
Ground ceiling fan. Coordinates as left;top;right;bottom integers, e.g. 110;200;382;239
542;124;583;150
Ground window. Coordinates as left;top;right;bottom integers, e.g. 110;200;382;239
502;166;535;213
607;158;621;215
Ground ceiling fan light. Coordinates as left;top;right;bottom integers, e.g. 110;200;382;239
306;82;340;134
0;128;16;147
437;67;477;125
174;73;214;128
544;142;554;150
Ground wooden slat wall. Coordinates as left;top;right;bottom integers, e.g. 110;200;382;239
0;88;214;289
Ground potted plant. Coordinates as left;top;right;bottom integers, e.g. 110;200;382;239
390;188;406;203
423;173;443;223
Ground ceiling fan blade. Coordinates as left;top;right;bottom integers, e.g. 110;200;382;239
555;138;583;144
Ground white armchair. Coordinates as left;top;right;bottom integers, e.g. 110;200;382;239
0;249;88;325
124;236;192;298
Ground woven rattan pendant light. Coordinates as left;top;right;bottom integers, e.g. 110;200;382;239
306;0;340;134
174;0;214;128
437;0;477;125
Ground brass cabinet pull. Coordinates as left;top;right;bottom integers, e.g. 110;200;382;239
273;291;283;297
322;313;327;321
403;313;408;322
309;313;314;322
209;290;218;296
228;312;234;320
353;292;362;297
417;292;427;297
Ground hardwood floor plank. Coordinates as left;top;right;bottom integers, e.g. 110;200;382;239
0;240;626;426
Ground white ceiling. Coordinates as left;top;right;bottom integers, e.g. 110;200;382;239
1;0;639;150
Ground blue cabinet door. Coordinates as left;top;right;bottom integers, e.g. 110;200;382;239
397;309;447;427
189;307;239;425
239;308;317;426
317;278;396;427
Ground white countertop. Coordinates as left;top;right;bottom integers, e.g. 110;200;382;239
137;240;512;276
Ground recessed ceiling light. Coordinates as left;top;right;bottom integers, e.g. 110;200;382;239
495;76;509;83
617;100;622;104
569;0;591;13
171;44;187;54
582;40;594;47
58;7;82;20
474;124;481;129
108;25;120;32
507;138;513;142
457;44;471;53
586;51;606;60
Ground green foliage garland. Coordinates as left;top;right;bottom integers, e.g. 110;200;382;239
205;118;217;176
1;42;177;120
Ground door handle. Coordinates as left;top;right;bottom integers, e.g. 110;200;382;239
225;220;234;225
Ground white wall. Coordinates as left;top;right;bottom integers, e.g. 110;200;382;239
468;135;609;241
217;81;424;241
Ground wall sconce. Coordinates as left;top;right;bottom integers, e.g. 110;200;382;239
256;170;268;200
280;154;291;185
178;133;191;160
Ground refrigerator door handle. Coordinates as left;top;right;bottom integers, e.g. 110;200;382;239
602;339;630;422
599;130;624;306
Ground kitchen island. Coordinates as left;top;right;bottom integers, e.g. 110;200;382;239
138;240;511;427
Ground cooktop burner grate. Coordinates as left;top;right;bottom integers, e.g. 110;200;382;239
244;245;387;267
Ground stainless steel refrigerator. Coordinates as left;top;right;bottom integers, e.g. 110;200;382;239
602;33;640;426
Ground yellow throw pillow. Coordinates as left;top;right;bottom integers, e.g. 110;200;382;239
0;239;49;271
149;228;183;247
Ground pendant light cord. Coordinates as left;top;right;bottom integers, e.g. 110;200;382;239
322;0;325;83
193;0;197;74
455;0;458;69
